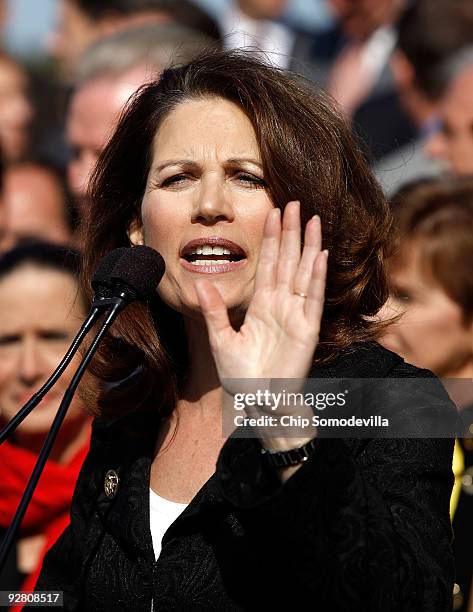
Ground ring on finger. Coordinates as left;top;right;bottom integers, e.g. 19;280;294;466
293;291;308;298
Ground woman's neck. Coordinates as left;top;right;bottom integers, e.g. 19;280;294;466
181;318;221;408
445;358;473;380
442;359;473;410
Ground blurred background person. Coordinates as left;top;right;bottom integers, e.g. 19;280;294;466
292;0;412;161
426;48;473;178
66;21;215;219
0;161;74;250
0;52;34;164
379;177;473;612
220;0;295;68
375;0;473;195
0;0;7;40
381;178;473;378
21;0;221;170
50;0;221;81
0;241;90;602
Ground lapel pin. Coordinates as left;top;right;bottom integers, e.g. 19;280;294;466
104;469;119;499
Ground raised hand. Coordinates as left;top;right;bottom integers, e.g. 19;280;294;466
194;201;328;384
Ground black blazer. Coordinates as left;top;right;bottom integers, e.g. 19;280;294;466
36;343;455;611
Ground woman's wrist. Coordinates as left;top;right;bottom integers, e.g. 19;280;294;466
260;437;318;482
259;435;316;453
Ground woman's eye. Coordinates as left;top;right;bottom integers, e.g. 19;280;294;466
236;173;267;188
160;174;189;188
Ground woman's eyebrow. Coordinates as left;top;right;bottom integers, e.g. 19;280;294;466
154;158;263;172
226;158;263;168
154;160;196;172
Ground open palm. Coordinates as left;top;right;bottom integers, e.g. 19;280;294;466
195;201;328;383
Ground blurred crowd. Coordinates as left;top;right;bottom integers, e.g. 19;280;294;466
0;0;473;610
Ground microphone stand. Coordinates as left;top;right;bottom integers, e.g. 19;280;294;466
0;296;126;574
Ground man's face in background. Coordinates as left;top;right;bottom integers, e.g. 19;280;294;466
426;66;473;176
66;65;152;214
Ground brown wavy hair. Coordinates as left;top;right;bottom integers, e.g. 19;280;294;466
81;49;392;418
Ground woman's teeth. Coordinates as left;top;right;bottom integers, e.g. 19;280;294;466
192;245;232;255
190;259;232;265
185;244;243;265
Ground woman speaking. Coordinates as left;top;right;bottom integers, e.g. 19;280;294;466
37;50;455;610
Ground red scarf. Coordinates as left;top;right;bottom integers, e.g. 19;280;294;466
0;432;90;610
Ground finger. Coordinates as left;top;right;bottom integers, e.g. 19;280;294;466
254;207;281;291
194;279;233;347
276;201;301;288
304;250;328;325
293;215;321;295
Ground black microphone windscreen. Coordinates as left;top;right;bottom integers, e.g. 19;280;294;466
91;248;129;295
110;246;165;299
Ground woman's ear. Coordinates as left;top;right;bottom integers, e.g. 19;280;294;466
128;219;144;246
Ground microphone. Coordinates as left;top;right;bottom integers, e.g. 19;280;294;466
0;246;165;574
0;246;164;443
103;244;166;302
91;246;129;297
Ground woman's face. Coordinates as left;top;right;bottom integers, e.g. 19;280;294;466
140;96;274;319
379;247;473;377
0;264;87;441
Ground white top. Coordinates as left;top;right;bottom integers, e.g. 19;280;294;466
149;488;188;561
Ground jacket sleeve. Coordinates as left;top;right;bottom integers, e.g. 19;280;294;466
215;372;455;611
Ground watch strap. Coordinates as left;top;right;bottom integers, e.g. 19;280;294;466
260;437;318;469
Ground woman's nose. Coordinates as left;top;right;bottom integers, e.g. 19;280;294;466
18;337;46;387
191;178;235;224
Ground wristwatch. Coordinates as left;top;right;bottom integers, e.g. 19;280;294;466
260;437;318;469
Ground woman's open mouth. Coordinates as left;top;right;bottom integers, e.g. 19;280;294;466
180;238;247;274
